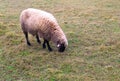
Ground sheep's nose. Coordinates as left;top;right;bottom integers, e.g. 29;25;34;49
58;48;65;52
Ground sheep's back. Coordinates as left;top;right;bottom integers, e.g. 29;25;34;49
20;8;57;36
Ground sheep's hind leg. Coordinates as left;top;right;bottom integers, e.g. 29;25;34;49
24;31;31;46
36;34;41;44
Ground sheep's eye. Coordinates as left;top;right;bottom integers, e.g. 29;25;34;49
57;44;60;48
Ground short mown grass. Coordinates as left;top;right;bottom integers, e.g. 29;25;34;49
0;0;120;81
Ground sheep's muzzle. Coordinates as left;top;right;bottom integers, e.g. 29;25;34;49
58;44;65;52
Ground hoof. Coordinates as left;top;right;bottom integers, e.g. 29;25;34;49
27;42;31;46
48;48;53;52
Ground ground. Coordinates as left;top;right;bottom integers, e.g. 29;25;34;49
0;0;120;81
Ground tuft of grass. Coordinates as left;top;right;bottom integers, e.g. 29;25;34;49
19;50;30;56
61;64;72;74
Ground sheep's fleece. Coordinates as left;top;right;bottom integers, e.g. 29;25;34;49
20;8;68;52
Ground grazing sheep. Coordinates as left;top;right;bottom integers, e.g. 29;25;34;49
20;8;68;52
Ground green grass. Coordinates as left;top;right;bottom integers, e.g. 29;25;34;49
0;0;120;81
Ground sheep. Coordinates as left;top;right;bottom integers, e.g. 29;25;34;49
20;8;68;52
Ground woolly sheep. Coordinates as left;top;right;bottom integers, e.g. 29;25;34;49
20;8;68;52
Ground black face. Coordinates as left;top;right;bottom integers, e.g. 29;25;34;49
58;44;65;52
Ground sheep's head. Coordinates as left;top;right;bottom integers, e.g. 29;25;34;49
57;41;66;52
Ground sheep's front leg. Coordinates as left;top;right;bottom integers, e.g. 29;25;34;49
43;40;46;49
46;40;52;51
36;34;41;44
43;39;52;51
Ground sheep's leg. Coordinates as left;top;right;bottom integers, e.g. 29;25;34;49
36;34;41;44
43;39;52;51
24;31;31;46
45;40;52;51
43;40;46;49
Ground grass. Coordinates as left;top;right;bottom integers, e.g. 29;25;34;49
0;0;120;81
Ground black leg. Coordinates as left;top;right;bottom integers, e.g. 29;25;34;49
45;40;52;51
43;39;52;51
24;31;31;46
43;40;46;49
36;34;41;44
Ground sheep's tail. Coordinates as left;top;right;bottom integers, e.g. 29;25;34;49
20;22;26;32
20;10;29;33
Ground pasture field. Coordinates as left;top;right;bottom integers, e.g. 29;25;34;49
0;0;120;81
